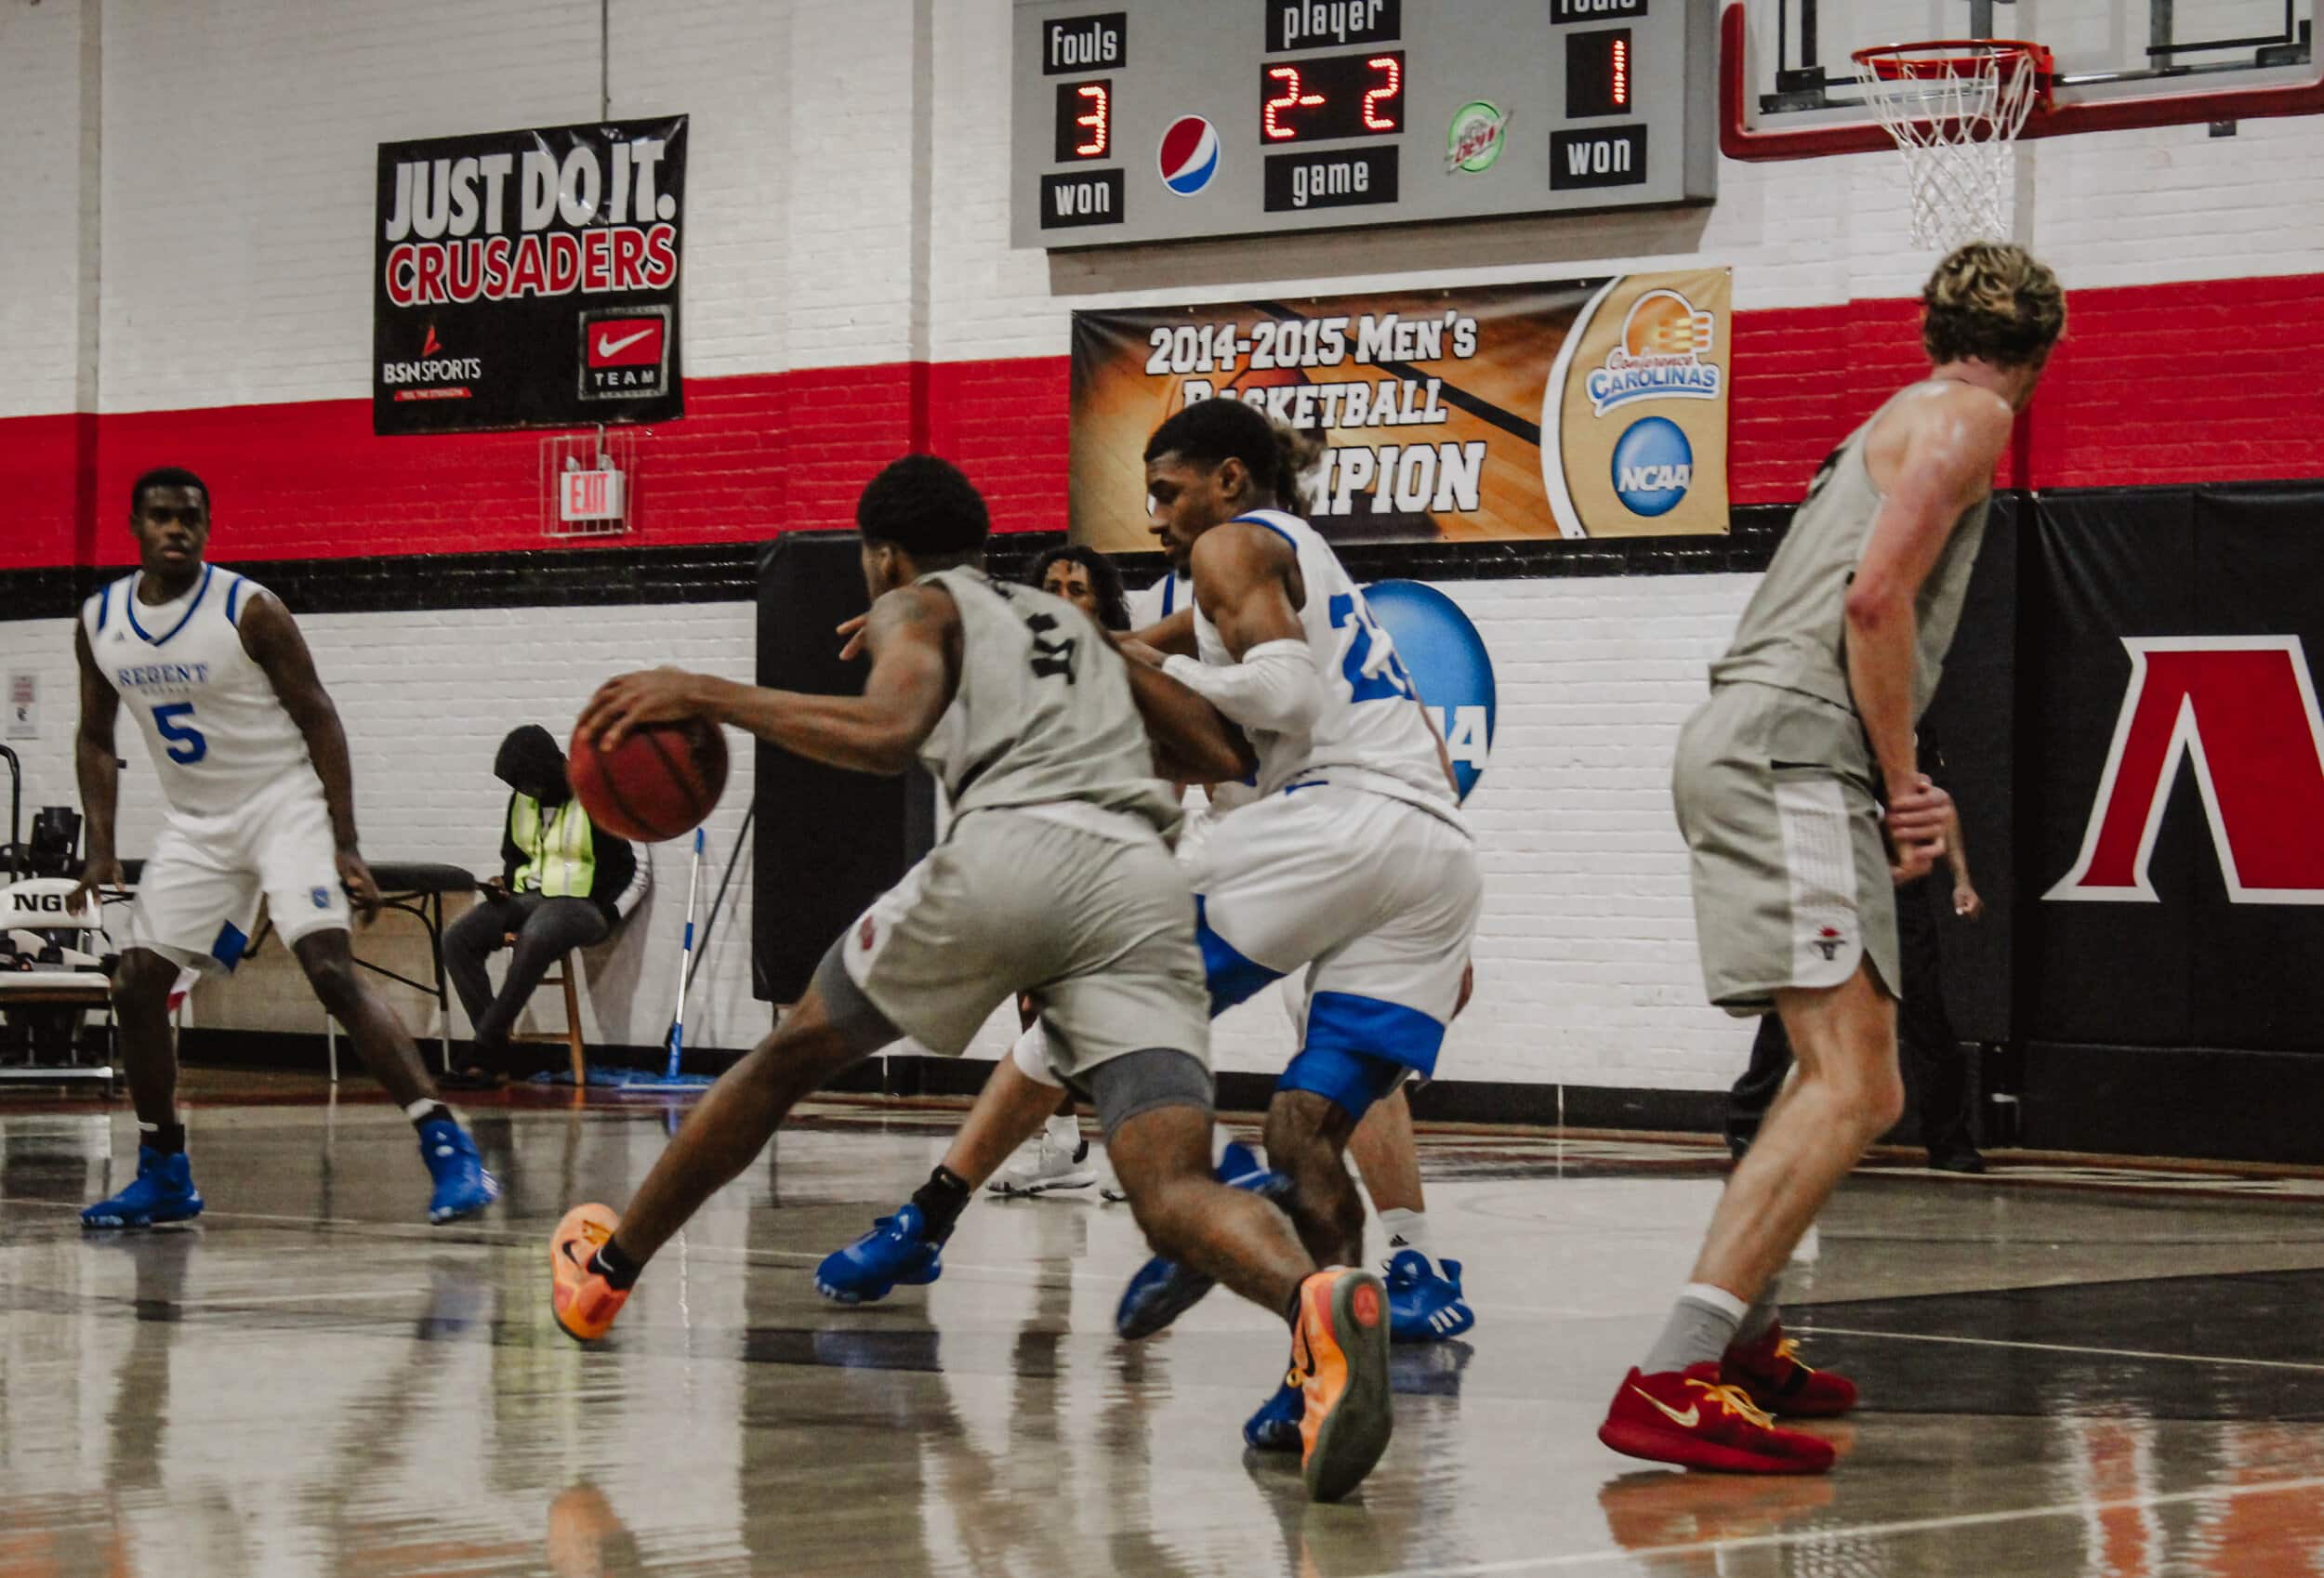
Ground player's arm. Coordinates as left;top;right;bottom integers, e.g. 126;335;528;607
70;623;125;910
1846;389;2012;874
1139;525;1324;736
1129;606;1198;658
583;584;958;776
1119;656;1258;784
241;592;381;914
1943;799;1983;917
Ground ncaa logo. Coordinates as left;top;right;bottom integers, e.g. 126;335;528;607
1158;116;1221;196
1612;416;1693;518
1361;581;1498;804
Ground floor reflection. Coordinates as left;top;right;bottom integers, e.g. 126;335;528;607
6;1087;2324;1576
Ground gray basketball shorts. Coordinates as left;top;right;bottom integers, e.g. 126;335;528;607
1671;682;1899;1016
814;808;1210;1083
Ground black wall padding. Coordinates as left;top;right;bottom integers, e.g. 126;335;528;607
752;533;933;1004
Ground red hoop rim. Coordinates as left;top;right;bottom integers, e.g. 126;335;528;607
1852;38;2054;81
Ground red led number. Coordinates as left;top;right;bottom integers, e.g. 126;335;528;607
1076;83;1108;157
1264;66;1324;140
1363;56;1401;131
1612;38;1629;108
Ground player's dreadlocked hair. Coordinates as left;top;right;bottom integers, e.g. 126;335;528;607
1027;545;1132;632
1145;397;1324;513
1921;243;2066;370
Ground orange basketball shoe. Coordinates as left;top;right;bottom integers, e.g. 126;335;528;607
550;1203;629;1343
1723;1322;1858;1417
1292;1268;1393;1503
1598;1363;1837;1474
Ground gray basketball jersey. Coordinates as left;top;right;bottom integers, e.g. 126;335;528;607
1710;389;1989;723
913;568;1180;834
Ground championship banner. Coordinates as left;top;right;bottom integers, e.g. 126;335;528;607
374;116;688;435
1069;270;1730;547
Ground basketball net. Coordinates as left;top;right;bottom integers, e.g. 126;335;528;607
1853;41;2050;251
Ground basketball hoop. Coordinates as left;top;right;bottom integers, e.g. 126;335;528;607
1852;39;2052;251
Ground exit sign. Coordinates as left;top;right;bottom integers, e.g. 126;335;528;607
560;467;627;522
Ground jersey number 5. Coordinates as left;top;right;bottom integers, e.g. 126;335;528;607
152;703;207;765
1328;594;1414;704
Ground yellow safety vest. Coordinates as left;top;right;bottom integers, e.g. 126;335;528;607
509;796;596;898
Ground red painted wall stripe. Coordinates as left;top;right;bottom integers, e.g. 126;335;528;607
6;273;2319;572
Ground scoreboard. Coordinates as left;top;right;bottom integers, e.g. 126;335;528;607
1010;0;1716;249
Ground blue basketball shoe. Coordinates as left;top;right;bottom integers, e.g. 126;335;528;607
81;1146;204;1230
1244;1374;1306;1453
815;1203;944;1304
1116;1141;1292;1340
1383;1248;1474;1343
420;1119;500;1224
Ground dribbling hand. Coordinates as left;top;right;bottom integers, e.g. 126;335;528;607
579;667;702;750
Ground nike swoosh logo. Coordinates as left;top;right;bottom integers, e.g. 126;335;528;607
1631;1387;1699;1428
595;327;654;357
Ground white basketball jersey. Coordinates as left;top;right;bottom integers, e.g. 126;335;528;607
82;568;315;820
1194;510;1461;822
1129;570;1193;627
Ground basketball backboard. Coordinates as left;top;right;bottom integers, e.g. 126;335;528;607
1723;0;2319;157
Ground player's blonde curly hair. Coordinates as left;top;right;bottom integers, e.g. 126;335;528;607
1921;242;2066;369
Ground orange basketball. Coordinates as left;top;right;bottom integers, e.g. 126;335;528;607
568;716;729;843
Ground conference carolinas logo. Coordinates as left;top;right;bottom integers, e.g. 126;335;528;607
1586;288;1723;415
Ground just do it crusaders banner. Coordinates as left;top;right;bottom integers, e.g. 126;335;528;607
1069;271;1731;546
374;117;687;435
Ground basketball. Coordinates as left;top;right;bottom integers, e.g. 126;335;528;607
567;715;729;842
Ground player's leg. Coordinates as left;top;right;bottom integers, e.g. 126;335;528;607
83;821;249;1229
290;927;499;1223
990;993;1096;1196
1600;702;1880;1473
1347;1082;1474;1343
81;947;204;1229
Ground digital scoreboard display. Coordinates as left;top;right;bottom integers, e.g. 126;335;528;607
1012;0;1714;249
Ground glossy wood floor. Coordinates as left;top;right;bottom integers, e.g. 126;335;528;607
7;1072;2324;1578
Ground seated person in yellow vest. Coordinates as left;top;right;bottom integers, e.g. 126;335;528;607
442;725;649;1087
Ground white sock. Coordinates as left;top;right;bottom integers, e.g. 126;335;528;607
1044;1112;1079;1148
1379;1206;1430;1255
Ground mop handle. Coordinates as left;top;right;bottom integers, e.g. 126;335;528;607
667;826;706;1079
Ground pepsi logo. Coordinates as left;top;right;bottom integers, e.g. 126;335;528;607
1158;116;1221;197
1612;416;1693;518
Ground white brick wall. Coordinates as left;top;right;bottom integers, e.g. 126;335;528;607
0;601;766;1057
0;0;94;419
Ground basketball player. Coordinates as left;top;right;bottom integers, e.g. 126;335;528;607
548;455;1396;1503
986;546;1140;1197
1598;243;2064;1473
71;467;498;1228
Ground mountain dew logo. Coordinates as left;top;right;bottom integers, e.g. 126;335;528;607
1446;102;1508;173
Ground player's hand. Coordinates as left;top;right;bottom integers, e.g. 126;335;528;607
1454;959;1475;1020
1116;638;1168;670
580;667;703;750
1954;884;1985;921
1883;774;1951;884
70;854;125;918
836;613;870;662
337;848;382;925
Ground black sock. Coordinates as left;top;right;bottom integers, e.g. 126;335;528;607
589;1236;643;1290
140;1122;186;1156
910;1165;973;1243
409;1101;455;1132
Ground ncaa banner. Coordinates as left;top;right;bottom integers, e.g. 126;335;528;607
1363;581;1496;804
373;116;687;435
1068;270;1730;547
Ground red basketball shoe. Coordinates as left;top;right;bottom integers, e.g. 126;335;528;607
1723;1322;1858;1417
1598;1362;1837;1474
